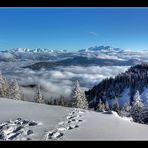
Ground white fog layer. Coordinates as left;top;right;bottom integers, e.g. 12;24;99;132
0;61;129;100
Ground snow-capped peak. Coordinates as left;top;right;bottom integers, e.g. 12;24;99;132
78;46;123;53
6;48;67;53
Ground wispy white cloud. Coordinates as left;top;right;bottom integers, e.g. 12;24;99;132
89;31;97;36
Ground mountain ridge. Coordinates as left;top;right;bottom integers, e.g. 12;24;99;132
85;63;148;108
1;45;122;53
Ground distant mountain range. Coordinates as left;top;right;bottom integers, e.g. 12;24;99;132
3;48;67;53
2;46;121;53
0;45;148;64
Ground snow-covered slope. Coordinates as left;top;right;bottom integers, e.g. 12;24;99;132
0;98;72;140
1;98;148;140
62;111;148;140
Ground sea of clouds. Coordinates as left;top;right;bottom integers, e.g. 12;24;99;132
0;61;130;101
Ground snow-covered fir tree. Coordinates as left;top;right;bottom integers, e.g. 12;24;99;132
3;76;10;98
130;90;143;123
53;99;57;105
119;102;131;117
96;99;105;112
138;98;148;124
9;79;22;100
34;85;44;103
48;97;53;105
80;91;89;109
58;95;65;106
71;80;88;109
111;97;120;113
0;74;9;98
105;100;110;111
0;76;4;97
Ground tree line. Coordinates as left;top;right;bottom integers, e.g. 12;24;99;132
34;80;88;109
0;73;89;109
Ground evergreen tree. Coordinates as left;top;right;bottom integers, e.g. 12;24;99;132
124;102;131;112
71;80;88;109
9;79;22;100
53;99;57;105
48;97;53;105
0;74;4;97
96;99;105;112
80;91;88;109
3;76;10;98
71;80;81;107
111;97;120;112
130;90;143;123
0;74;10;98
139;106;148;124
58;95;65;106
34;85;44;103
119;102;131;117
105;100;110;111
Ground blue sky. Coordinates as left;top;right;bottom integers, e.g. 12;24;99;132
0;8;148;51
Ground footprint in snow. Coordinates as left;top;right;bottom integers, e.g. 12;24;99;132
0;118;41;140
57;127;67;131
67;125;79;130
65;120;71;124
48;130;64;139
66;116;76;120
53;132;64;139
58;121;64;125
46;109;85;140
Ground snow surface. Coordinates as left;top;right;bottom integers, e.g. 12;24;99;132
62;111;148;141
1;98;148;140
0;98;72;140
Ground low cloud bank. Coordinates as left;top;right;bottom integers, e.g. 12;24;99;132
0;61;129;101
